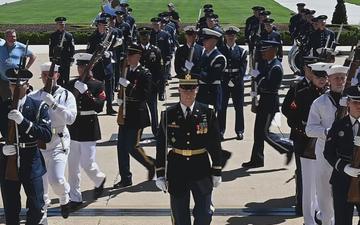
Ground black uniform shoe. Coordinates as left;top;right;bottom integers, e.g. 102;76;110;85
242;160;264;168
68;201;83;211
236;132;244;140
60;203;70;219
94;177;106;199
113;180;132;189
106;108;117;115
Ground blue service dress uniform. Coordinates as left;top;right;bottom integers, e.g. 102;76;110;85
190;48;227;112
156;102;222;225
116;65;154;184
150;29;172;80
309;28;335;57
1;96;52;225
140;43;163;136
174;43;203;78
49;30;75;86
218;44;247;136
324;115;360;225
250;58;291;164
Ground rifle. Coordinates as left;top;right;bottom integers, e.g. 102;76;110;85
250;63;259;113
5;40;29;181
73;27;114;98
116;56;128;125
37;32;66;149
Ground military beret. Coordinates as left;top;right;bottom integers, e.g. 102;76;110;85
263;18;275;24
128;43;143;55
252;6;265;11
6;68;33;85
260;40;281;51
151;17;162;23
202;28;222;39
297;3;306;7
40;62;59;72
203;4;213;9
138;27;152;36
74;53;92;65
55;17;66;24
179;74;198;88
224;26;240;35
326;65;349;76
184;26;197;34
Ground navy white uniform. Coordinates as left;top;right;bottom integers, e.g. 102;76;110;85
29;82;77;220
218;41;247;138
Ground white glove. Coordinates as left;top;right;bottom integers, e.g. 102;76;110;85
2;145;16;156
117;98;123;106
42;93;56;107
74;81;88;94
104;51;111;58
119;78;130;88
351;77;359;86
251;69;260;78
250;91;257;97
155;176;167;192
339;97;348;107
228;80;234;87
344;164;360;178
185;60;194;70
212;176;222;188
8;109;24;124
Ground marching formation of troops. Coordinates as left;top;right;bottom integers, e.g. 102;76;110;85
0;1;359;225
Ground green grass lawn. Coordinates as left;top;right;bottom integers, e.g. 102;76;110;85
346;0;360;5
0;0;292;25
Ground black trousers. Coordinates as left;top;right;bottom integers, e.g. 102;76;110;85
1;177;44;225
57;62;71;86
146;91;159;136
117;127;154;181
218;80;244;135
250;111;291;163
170;180;213;225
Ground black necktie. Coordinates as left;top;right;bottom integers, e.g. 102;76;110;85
355;120;360;136
186;107;191;120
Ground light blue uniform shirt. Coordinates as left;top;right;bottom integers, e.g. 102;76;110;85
0;41;33;77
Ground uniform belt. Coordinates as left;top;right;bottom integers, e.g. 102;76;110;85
79;110;96;116
17;141;38;148
172;148;206;157
198;80;221;85
224;68;239;73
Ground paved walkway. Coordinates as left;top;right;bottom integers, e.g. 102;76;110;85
274;0;360;25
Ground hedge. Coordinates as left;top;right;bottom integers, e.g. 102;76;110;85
0;24;359;46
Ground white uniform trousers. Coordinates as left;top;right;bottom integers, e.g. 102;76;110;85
315;153;334;225
301;157;319;225
42;148;70;206
68;140;106;202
